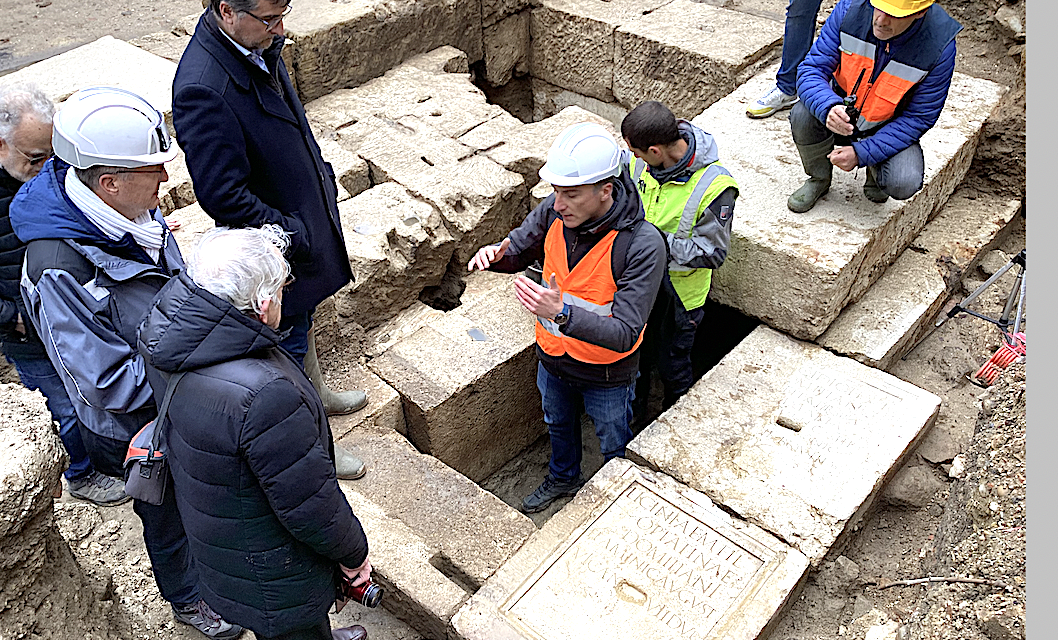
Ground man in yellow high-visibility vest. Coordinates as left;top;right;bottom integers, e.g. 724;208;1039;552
621;101;739;418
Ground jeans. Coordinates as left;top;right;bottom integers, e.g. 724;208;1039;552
537;362;636;483
278;310;312;368
790;101;925;200
636;277;705;414
80;428;201;606
777;0;825;96
9;354;94;481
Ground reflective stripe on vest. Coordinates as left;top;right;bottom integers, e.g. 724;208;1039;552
834;1;960;132
631;157;738;310
534;218;645;364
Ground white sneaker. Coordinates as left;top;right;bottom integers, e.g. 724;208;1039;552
746;85;798;119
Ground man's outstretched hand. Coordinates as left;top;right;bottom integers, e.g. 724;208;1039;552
467;237;511;272
514;272;563;320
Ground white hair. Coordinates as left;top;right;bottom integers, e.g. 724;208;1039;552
187;225;292;315
0;83;54;142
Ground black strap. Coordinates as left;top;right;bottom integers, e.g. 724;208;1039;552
611;218;669;281
150;372;186;452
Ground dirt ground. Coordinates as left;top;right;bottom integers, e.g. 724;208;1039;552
2;0;1028;639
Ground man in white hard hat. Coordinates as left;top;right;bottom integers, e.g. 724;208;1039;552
0;83;128;506
172;0;370;482
468;122;667;514
10;86;243;639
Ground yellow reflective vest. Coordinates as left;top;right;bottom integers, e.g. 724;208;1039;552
629;156;738;311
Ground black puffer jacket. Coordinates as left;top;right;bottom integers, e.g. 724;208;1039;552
136;272;368;637
0;166;45;359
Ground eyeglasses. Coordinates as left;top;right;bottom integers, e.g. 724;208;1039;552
9;144;52;167
242;3;291;30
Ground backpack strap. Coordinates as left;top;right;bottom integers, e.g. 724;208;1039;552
611;218;669;282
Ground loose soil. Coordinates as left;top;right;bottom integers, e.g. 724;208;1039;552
2;1;1026;639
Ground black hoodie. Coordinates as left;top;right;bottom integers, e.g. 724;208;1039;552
490;166;667;386
137;272;368;637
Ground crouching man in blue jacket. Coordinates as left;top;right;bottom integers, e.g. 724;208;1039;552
137;225;372;640
787;0;961;213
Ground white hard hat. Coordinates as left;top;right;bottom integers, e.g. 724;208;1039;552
52;86;176;169
538;122;622;187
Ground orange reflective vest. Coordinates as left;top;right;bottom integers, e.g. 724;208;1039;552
535;218;645;364
834;1;960;132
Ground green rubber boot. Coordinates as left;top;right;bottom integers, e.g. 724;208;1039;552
787;137;835;213
863;165;890;203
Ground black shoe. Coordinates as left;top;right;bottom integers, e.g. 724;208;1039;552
173;600;244;639
521;476;586;513
67;471;131;506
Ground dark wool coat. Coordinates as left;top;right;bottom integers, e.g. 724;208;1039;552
172;11;353;316
0;166;46;359
137;272;368;637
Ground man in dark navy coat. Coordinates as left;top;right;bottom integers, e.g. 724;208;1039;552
173;0;369;478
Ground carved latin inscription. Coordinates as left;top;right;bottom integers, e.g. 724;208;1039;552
507;482;768;640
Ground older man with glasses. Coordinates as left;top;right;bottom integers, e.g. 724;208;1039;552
174;0;371;483
10;86;243;639
0;83;130;507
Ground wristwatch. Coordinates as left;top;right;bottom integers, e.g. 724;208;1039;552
553;304;570;328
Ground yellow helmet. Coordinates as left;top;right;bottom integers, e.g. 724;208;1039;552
869;0;934;18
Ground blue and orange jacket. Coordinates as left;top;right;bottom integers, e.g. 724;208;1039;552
796;0;961;167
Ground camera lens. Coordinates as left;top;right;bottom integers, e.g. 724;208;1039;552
359;583;383;608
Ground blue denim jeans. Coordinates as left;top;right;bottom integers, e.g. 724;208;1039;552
536;362;636;483
777;0;825;96
789;100;926;200
278;310;313;368
80;428;201;606
9;354;94;481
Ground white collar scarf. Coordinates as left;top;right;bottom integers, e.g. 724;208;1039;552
64;168;164;263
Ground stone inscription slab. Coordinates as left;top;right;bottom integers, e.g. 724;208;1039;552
450;459;809;640
508;481;767;640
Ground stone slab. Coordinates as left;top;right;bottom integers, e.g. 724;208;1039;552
166;201;215;256
338;488;470;638
0;36;178;131
327;364;405;438
355;116;528;265
305;61;510;142
693;64;1006;339
285;0;483;102
336;427;537;590
367;271;543;482
316;133;370;201
628;326;942;564
335;182;455;331
529;0;672;103
458;105;618;189
484;11;531;86
530;77;630;129
614;0;782;119
451;458;810;640
818;192;1022;370
483;0;532;27
128;30;192;63
366;302;447;358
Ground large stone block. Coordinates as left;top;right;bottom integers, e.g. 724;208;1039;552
305;61;509;141
316;136;370;201
368;271;542;482
451;458;810;640
285;0;483;102
0;36;178;130
356;116;527;264
614;0;782;119
166;201;215;256
338;489;470;638
531;77;630;129
484;11;530;86
336;427;537;590
694;65;1006;339
326;364;405;438
158;143;196;216
818;192;1022;370
335;182;455;331
628;326;942;564
458;105;618;188
529;0;670;103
